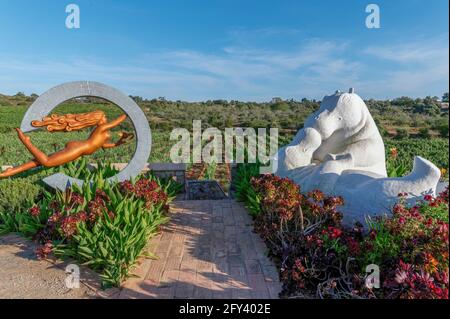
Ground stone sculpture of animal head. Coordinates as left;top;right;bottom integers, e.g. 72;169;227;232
305;89;368;140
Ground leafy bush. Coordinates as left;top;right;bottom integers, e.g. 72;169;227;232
419;127;431;138
50;177;172;287
0;178;40;215
379;191;449;299
437;123;449;138
395;128;409;139
0;162;181;287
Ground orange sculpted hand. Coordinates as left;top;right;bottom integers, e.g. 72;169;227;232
0;111;133;178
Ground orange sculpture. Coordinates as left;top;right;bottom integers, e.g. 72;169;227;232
0;110;133;178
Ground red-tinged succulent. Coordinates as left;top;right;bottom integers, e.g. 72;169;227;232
346;236;361;256
307;190;325;202
321;226;343;239
35;241;53;260
49;200;60;211
69;192;84;206
386;260;449;299
60;211;88;238
134;179;159;198
88;199;106;221
118;178;169;209
247;174;449;299
119;180;135;194
95;189;110;202
437;186;449;203
48;211;62;223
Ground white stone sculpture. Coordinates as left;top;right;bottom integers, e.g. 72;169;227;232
273;88;441;226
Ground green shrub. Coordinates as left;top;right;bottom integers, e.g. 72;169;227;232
0;161;181;287
360;217;400;266
0;194;52;236
386;148;408;177
53;178;170;287
418;127;431;138
271;102;290;111
0;178;40;214
437;123;449;138
386;160;408;177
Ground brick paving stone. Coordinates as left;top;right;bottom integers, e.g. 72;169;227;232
245;259;263;274
267;282;283;299
261;264;280;282
248;274;271;299
121;200;281;299
145;259;165;283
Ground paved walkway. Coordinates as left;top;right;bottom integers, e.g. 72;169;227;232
0;200;281;299
120;200;282;299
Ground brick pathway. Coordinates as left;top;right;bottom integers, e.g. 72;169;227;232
119;200;282;299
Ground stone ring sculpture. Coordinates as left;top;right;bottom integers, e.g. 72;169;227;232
274;88;441;226
0;81;151;191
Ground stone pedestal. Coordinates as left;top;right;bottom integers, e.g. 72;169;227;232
147;163;187;188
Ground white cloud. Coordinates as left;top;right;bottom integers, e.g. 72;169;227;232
0;40;360;101
364;36;448;63
360;35;449;98
0;34;447;100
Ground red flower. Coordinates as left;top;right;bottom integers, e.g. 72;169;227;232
95;189;110;202
119;180;135;194
70;192;84;206
48;211;62;223
28;205;40;217
390;147;398;159
60;211;87;238
327;226;343;239
88;196;107;221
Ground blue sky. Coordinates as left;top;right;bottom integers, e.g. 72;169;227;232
0;0;448;101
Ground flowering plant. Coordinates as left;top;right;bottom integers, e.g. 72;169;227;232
0;162;181;287
241;173;449;299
